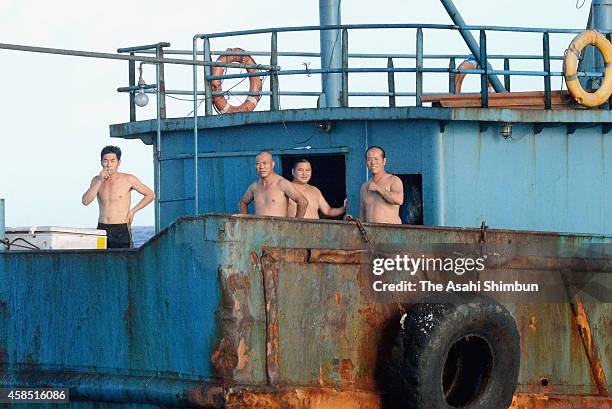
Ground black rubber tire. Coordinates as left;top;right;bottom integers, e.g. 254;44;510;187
385;293;520;409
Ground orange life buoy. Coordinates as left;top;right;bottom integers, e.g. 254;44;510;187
454;59;493;93
211;48;262;114
564;30;612;107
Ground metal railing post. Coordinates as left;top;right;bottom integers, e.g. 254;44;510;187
129;53;136;122
504;58;511;92
341;28;349;107
270;32;280;110
608;33;612;110
158;45;167;119
155;47;163;232
416;28;423;107
387;58;396;107
203;37;213;116
192;36;200;216
449;57;456;93
479;30;489;108
0;199;5;251
543;32;552;110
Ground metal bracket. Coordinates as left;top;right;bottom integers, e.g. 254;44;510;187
439;121;449;133
479;122;490;133
603;124;612;134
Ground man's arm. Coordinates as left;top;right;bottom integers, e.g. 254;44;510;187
126;175;156;225
239;184;255;214
280;179;308;218
368;176;404;205
318;189;347;218
82;175;103;205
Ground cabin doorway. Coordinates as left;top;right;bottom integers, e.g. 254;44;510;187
397;174;423;225
280;154;346;219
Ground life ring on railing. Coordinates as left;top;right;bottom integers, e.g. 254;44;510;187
211;48;262;114
454;59;493;93
564;30;612;107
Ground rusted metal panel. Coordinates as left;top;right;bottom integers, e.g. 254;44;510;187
220;216;612;397
0;215;610;407
582;302;612;393
212;244;268;386
514;304;598;395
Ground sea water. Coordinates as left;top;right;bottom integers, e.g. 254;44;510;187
131;226;155;247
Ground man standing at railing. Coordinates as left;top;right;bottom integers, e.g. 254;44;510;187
240;151;308;217
82;146;155;248
287;159;347;219
360;146;403;224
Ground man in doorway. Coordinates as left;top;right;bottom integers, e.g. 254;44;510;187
360;146;403;224
82;146;155;248
240;151;308;217
287;159;347;219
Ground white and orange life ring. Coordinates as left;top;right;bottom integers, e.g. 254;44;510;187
454;59;493;93
564;30;612;107
211;48;262;114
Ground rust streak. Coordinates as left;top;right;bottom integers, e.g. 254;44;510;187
358;305;387;327
260;252;281;386
211;337;238;379
309;249;368;264
226;387;382;409
225;390;612;409
570;296;609;396
529;315;537;333
186;384;225;408
261;247;368;265
338;359;354;383
237;338;249;371
510;393;612;409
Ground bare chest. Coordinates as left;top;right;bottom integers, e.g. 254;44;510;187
98;180;131;202
297;186;319;207
254;184;287;206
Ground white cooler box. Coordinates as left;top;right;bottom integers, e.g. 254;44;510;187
5;226;107;250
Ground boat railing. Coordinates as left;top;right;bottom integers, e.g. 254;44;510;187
117;23;612;120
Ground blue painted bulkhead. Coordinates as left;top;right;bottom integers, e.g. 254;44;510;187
0;218;224;407
111;107;612;235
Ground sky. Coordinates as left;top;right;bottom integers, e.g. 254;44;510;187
0;0;590;228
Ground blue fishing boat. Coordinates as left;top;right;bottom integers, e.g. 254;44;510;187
0;0;611;407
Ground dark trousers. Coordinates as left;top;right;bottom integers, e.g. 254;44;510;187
97;223;132;249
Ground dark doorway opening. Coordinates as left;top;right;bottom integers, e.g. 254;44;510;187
397;174;423;225
280;154;346;219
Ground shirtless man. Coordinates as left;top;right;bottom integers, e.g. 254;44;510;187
287;159;347;219
360;146;403;224
82;146;155;248
239;151;308;217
